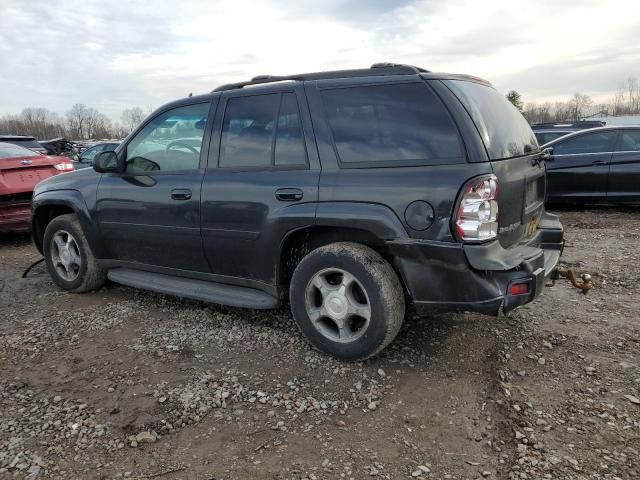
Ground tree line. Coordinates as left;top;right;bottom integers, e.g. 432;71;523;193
0;105;147;141
507;76;640;124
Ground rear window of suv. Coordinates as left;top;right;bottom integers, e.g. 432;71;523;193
444;80;539;160
320;83;464;167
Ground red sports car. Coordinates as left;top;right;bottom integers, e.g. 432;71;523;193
0;142;73;232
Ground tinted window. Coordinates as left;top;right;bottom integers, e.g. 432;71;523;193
618;130;640;151
6;139;43;150
274;93;306;166
535;131;570;145
553;131;617;155
220;94;278;168
321;83;464;165
444;80;538;160
220;93;307;168
0;142;38;159
126;103;209;173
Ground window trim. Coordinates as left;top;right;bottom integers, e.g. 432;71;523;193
120;100;212;176
318;80;466;169
217;90;310;172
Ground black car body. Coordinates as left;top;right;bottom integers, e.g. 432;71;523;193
31;64;563;359
532;121;606;145
0;135;48;155
544;126;640;204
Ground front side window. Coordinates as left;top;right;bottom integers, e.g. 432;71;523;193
125;103;209;173
219;92;306;168
618;130;640;151
321;83;464;166
553;131;617;155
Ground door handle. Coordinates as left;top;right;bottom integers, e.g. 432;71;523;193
592;160;606;167
171;188;192;200
275;188;303;202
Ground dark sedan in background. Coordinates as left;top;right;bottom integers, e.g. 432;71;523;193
531;121;606;145
543;126;640;204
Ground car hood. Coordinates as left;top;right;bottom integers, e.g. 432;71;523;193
33;166;99;197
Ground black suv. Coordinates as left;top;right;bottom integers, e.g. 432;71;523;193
31;64;563;360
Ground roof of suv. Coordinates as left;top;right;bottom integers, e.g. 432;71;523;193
0;135;37;140
212;63;492;92
157;63;494;116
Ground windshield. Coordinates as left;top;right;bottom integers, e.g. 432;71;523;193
0;142;39;159
444;80;539;160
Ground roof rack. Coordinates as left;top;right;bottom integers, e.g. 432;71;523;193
212;63;429;92
531;120;606;129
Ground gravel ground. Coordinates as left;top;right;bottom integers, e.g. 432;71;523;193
0;207;639;480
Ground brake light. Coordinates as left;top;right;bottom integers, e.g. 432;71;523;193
510;282;529;296
454;175;499;242
54;162;74;172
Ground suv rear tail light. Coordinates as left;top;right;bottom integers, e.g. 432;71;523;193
454;175;498;242
54;162;74;172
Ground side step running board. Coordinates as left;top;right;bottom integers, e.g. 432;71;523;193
107;268;278;309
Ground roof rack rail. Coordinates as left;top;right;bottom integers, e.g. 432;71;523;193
531;120;607;129
212;63;429;92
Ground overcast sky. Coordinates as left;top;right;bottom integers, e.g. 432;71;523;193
2;0;639;121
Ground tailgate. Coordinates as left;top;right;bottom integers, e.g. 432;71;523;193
491;154;545;248
0;167;55;195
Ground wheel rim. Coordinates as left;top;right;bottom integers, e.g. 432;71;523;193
304;268;372;343
50;230;81;282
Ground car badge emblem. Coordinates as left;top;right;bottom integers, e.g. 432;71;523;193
21;159;33;165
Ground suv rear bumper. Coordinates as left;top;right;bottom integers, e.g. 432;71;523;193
388;212;563;316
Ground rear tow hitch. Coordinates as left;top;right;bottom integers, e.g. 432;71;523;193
547;267;593;294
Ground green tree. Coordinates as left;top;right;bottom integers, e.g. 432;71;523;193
506;90;524;112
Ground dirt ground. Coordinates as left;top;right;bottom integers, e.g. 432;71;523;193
1;208;639;480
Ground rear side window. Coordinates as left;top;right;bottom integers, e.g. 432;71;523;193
618;130;640;151
444;80;538;160
553;131;617;155
320;83;464;166
220;92;307;169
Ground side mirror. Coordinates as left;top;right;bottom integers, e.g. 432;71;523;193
93;151;120;173
72;153;80;162
541;147;554;162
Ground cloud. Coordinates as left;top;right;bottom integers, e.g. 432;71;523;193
1;0;639;120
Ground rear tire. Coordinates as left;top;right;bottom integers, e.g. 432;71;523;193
290;242;405;361
43;214;106;293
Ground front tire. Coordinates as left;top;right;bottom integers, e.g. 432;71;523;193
290;242;405;361
43;214;106;292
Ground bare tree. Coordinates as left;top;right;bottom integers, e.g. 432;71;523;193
66;104;92;139
121;107;146;133
567;93;593;120
626;76;640;113
612;85;626;116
